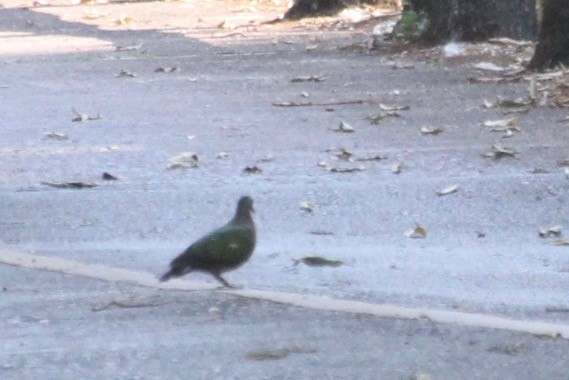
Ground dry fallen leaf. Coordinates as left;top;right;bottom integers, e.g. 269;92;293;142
217;20;235;30
331;120;355;133
473;62;507;72
116;69;136;78
420;126;443;135
437;184;460;196
115;44;143;52
539;225;562;238
391;62;414;69
378;103;409;111
481;144;518;159
43;132;68;140
294;256;343;267
257;155;274;163
356;155;385;162
365;111;401;124
71;108;101;122
243;165;262;174
154;67;178;73
290;75;327;83
245;345;315;361
334;148;354;162
551;238;569;246
167;152;199;169
101;172;119;181
405;224;427;238
391;162;402;174
83;11;107;20
300;201;314;213
114;15;134;25
42;181;97;189
483;117;517;128
328;166;365;173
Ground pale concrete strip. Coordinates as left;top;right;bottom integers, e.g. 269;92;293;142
2;248;569;339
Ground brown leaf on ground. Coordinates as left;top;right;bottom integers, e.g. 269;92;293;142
243;165;262;174
294;256;343;267
42;181;97;189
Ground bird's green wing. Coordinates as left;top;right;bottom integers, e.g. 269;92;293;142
183;225;255;270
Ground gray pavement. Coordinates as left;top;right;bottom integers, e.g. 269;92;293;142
1;0;569;378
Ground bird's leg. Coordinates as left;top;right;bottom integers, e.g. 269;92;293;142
212;271;235;288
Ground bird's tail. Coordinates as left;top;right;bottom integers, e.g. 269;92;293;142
159;266;184;282
160;262;191;282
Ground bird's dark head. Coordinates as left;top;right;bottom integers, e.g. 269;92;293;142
237;196;254;215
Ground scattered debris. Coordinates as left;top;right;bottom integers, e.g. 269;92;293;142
42;181;97;189
273;99;365;108
43;132;68;141
405;224;427;238
245;345;316;361
309;230;334;236
290;75;327;83
483;117;517;128
391;62;415;69
102;172;119;181
71;108;101;122
391;162;402;174
114;15;134;25
217;20;236;30
115;44;143;52
481;144;518;159
487;342;526;356
294;256;343;267
154;66;178;73
300;201;315;213
356;155;385;162
243;165;262;174
379;103;410;111
217;152;229;159
551;238;569;246
545;307;569;313
365;111;401;124
528;168;550;174
83;11;108;20
167;152;200;169
257;155;274;163
473;62;507;72
328;166;365;173
489;124;521;138
333;148;354;162
116;69;136;78
420;126;443;135
331;120;355;133
91;296;169;312
539;225;563;238
437;184;460;196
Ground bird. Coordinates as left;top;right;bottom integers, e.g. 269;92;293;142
159;196;256;288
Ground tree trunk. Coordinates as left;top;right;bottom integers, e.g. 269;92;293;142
528;0;569;70
407;0;537;44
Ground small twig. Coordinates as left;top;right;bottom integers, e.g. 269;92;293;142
273;99;366;107
91;299;170;312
